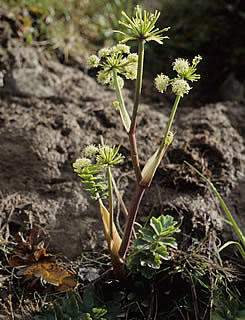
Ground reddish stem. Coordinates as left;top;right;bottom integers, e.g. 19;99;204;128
119;184;146;259
128;130;142;183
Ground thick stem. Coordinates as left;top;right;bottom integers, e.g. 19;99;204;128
128;39;145;183
158;95;181;156
107;166;113;240
112;68;130;132
140;95;181;187
130;39;145;133
128;132;142;182
119;184;146;259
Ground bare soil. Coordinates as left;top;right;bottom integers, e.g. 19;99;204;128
0;13;244;319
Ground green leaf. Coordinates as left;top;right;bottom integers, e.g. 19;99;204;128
150;216;162;235
133;238;150;249
138;228;155;243
92;307;107;319
159;237;178;249
155;246;168;260
83;286;97;310
160;215;175;231
53;303;64;320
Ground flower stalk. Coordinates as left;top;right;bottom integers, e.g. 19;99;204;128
107;166;114;240
112;68;131;132
128;38;145;183
119;184;146;259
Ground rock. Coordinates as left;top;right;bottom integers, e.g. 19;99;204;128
2;67;56;97
216;73;244;101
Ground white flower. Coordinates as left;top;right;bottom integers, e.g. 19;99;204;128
127;53;138;63
84;144;98;158
171;79;191;97
97;70;112;85
124;64;137;80
98;48;111;58
154;74;169;93
172;58;190;75
87;55;100;69
74;157;91;171
113;44;130;54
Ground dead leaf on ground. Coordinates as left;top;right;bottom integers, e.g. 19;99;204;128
8;226;77;291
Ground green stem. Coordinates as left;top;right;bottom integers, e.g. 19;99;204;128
140;95;181;187
130;39;145;134
112;68;130;132
158;95;181;156
107;166;114;240
185;161;245;249
128;39;145;183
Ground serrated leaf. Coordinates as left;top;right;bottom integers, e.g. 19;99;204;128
160;215;175;231
155;246;168;260
139;228;155;242
159;237;178;249
133;238;150;249
150;216;162;235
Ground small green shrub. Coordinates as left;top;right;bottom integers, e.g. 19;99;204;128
126;215;180;279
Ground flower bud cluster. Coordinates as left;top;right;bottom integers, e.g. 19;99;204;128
154;74;169;93
116;5;170;44
154;55;202;97
73;157;91;171
87;44;138;90
74;144;124;174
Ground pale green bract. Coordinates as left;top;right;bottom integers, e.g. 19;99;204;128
115;5;170;44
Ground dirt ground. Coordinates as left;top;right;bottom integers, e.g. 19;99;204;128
0;14;245;319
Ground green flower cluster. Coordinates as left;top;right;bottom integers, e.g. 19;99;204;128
73;144;124;200
116;5;170;44
155;55;202;97
88;44;138;89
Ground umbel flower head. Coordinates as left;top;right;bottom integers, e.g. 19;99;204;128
173;55;202;82
96;145;124;167
73;157;91;171
154;74;169;93
155;55;202;97
171;79;191;97
87;44;138;89
115;5;170;44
